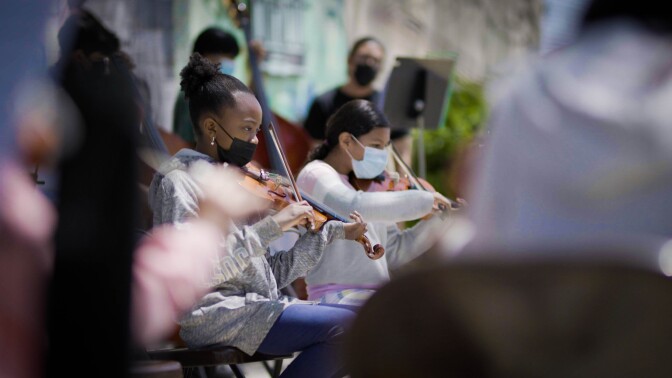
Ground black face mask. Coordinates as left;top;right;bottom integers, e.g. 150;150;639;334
354;63;378;86
214;121;257;167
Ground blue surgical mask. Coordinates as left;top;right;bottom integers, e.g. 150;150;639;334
219;59;236;76
346;135;388;179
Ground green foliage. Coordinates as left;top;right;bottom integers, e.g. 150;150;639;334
412;76;488;197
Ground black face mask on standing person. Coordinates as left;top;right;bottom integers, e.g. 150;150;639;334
213;121;257;167
354;63;378;86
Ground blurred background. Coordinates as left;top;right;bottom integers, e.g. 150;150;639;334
36;0;543;199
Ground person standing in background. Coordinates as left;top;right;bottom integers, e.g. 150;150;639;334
469;0;672;250
304;36;414;166
48;8;140;377
173;27;240;146
304;39;380;135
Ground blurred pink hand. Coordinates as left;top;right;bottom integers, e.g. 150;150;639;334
1;161;56;378
190;161;269;231
132;162;270;345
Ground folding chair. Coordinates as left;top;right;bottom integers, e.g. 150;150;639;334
146;344;291;378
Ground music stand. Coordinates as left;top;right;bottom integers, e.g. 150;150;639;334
383;56;456;177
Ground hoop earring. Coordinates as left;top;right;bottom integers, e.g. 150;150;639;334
211;135;216;146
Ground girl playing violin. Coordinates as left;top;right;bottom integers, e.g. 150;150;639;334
296;99;453;306
149;53;367;378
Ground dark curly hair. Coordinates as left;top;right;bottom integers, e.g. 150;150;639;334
179;53;253;137
308;99;390;162
57;10;120;57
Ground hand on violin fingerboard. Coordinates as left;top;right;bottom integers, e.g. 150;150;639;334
343;211;368;241
272;201;315;231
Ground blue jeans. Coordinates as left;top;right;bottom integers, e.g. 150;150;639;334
256;303;358;378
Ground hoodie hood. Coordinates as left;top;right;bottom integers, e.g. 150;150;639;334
148;149;217;222
164;148;214;171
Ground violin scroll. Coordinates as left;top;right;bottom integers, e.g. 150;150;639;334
300;192;384;260
362;238;385;260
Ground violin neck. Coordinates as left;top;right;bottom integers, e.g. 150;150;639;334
300;192;348;223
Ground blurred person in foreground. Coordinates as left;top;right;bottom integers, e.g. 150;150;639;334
2;6;267;378
467;0;672;253
345;1;672;376
48;9;269;378
0;1;53;377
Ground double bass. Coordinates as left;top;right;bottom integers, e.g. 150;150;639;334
228;0;312;176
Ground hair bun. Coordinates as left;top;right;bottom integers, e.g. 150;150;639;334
180;53;219;99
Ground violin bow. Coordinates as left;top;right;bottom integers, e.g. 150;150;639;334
389;144;460;210
269;122;326;230
268;122;303;202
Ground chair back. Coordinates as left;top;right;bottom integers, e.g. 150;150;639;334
347;259;672;378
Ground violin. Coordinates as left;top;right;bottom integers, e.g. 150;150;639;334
238;123;385;260
351;145;462;211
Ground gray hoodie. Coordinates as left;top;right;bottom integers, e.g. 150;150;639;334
148;149;344;354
